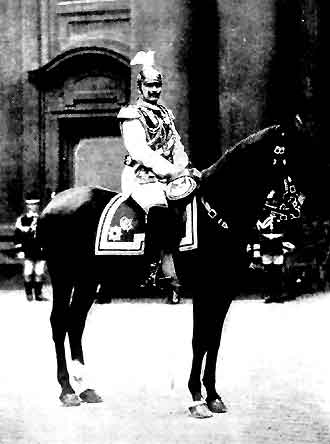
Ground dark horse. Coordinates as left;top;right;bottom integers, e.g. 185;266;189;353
37;118;313;418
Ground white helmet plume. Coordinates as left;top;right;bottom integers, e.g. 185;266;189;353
130;50;155;68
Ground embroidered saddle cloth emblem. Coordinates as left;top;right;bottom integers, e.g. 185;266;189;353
95;194;198;256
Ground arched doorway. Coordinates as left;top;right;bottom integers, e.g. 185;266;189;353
28;46;130;198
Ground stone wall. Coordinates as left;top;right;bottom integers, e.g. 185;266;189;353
0;0;322;263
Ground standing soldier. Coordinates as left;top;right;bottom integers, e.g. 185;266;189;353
14;197;47;301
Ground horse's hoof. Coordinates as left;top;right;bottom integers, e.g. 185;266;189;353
207;397;227;413
188;401;213;419
60;393;81;407
79;389;103;403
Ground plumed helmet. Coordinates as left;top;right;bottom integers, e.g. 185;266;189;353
131;51;162;90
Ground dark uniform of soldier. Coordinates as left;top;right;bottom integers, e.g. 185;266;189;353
256;185;303;303
14;198;47;301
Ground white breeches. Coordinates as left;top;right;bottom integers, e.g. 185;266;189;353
121;167;168;212
262;255;284;265
24;259;46;280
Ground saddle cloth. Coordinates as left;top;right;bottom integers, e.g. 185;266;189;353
95;194;198;256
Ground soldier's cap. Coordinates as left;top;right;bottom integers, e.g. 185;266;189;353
25;198;40;204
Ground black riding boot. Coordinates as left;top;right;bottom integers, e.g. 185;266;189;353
158;204;186;303
138;207;164;292
264;264;284;303
139;205;185;299
24;281;33;301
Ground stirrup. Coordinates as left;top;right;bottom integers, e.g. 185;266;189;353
139;261;160;289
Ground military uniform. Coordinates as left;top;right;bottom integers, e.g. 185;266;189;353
15;201;47;301
118;98;189;300
118;98;189;211
117;51;197;303
15;214;42;260
256;197;297;303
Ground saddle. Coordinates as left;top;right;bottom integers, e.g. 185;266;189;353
95;194;197;256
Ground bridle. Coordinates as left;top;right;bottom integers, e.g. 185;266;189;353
200;196;229;230
200;139;304;232
262;140;304;223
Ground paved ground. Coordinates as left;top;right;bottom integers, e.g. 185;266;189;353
1;286;330;444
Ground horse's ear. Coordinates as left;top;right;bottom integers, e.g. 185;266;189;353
278;112;306;140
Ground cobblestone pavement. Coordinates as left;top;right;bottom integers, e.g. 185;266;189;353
1;287;330;444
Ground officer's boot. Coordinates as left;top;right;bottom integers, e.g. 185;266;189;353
24;281;33;301
138;207;163;292
158;205;186;304
34;280;48;301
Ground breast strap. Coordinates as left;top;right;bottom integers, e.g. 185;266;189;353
200;196;229;230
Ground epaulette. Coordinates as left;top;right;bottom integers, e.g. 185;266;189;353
117;105;140;120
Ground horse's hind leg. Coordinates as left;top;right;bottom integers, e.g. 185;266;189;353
68;277;102;403
49;270;80;406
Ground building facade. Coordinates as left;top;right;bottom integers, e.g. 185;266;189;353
0;0;321;242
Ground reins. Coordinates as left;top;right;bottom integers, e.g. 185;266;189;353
200;196;229;230
200;138;304;232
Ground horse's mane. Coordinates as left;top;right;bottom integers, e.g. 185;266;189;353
201;125;280;182
197;124;286;235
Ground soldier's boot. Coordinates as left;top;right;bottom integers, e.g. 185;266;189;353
138;206;165;293
139;205;184;300
34;281;48;301
264;265;284;303
159;204;186;304
24;281;34;301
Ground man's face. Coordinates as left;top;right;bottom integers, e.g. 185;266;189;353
140;81;162;104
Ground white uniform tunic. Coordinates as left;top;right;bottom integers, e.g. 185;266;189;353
118;99;189;212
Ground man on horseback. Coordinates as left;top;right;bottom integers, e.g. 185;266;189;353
118;51;194;300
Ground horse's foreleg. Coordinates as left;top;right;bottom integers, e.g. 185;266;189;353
68;280;103;403
49;276;80;406
188;336;206;401
203;298;232;414
188;300;214;418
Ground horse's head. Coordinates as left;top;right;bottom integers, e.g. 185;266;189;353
199;116;313;236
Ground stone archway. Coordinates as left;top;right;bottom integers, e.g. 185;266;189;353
28;46;130;198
